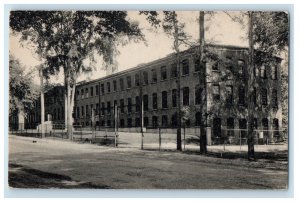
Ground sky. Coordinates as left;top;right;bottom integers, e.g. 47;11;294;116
9;11;248;84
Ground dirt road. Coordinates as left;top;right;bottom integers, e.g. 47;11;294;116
8;135;288;189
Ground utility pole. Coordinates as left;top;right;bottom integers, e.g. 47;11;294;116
247;11;255;160
140;71;144;150
39;67;45;138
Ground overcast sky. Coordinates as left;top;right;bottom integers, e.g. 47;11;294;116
9;11;248;84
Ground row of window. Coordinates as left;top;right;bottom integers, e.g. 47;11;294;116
76;58;204;99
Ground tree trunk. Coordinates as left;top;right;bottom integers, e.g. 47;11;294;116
247;11;255;160
173;12;182;151
199;11;207;154
39;68;45;138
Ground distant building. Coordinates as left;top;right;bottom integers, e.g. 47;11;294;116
15;44;283;144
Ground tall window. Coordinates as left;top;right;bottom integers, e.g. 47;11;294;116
194;59;201;72
143;94;148;111
227;118;234;137
101;102;105;115
170;63;177;78
113;80;117;92
86;105;89;116
127;98;132;113
171;113;177;127
81;106;84;117
120;99;124;113
90;86;94;97
272;89;278;108
226;85;233;106
81;89;84;99
195;85;202;105
161;115;168;127
127;118;132;128
182;59;189;75
260;66;267;78
152;116;158;128
101;83;104;94
96;103;99;115
271;66;278;80
135;96;140;112
143;71;148;85
183;87;189;106
261;88;268;105
126;76;131;88
151;69;157;83
85;88;88;98
135;73;140;86
77;107;80;118
90;104;93;116
238;87;245;106
135;118;140;127
172;89;177;107
161;66;167;80
107;101;111;115
162;91;168;109
144;117;149;127
152;93;158;110
95;85;99;95
107;82;111;93
77;90;80;100
195;112;201;126
120;78;124;91
213;84;220;101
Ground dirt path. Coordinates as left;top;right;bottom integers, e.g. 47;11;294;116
8;135;288;189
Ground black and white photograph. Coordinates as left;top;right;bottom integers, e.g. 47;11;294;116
8;10;289;190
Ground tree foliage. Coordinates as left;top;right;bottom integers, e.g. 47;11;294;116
9;54;39;116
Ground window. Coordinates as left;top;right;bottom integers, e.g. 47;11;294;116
101;102;105;115
107;120;111;127
271;66;278;80
170;63;177;78
120;119;125;128
272;89;278;108
143;94;148;111
135;73;140;86
127;118;132;128
239;119;247;138
86;105;89;116
213;117;221;138
212;61;219;71
81;89;84;99
107;82;111;93
135;118;140;127
161;66;167;80
77;90;80;100
195;112;201;126
113;80;117;92
260;66;267;78
183;87;189;106
161;115;168;127
152;93;158;110
273;119;279;137
81;106;84;117
127;98;132;113
120;99;124;113
238;87;245;105
238;60;245;78
152;116;158;128
96;103;99;115
114;100;118;114
120;78;124;91
95;85;99;95
171;113;177;128
143;71;148;85
172;89;177;107
226;85;233;106
135;96;140;112
107;102;111;115
194;59;201;72
162;91;168;109
227;118;234;137
182;59;189;76
262;118;268;130
195;85;202;105
101;83;104;94
151;69;157;83
213;84;220;101
77;107;80;118
85;88;88;98
144;117;149;127
261;88;268;106
89;86;93;97
126;76;131;88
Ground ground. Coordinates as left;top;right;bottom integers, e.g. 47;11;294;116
8;135;288;189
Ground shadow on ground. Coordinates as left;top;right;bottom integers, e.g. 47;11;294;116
9;163;111;189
